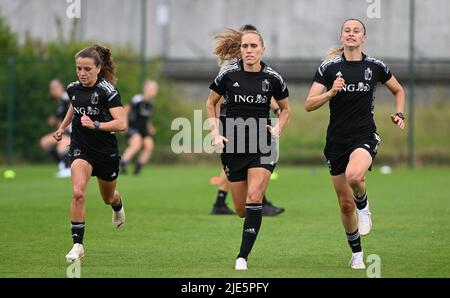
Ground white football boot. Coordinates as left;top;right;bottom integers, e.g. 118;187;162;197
112;205;125;228
65;243;84;262
235;257;248;270
349;251;365;269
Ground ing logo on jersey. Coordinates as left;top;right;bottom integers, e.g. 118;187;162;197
73;106;100;115
234;94;268;104
342;82;370;92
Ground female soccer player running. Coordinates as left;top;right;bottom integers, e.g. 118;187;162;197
54;44;127;261
206;28;290;270
305;19;405;269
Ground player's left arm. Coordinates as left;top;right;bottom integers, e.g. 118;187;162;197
385;75;406;129
270;98;281;117
267;98;290;138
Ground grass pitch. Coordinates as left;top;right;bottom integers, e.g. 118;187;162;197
0;164;449;277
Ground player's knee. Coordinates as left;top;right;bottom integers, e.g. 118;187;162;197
102;196;114;205
72;188;85;203
339;200;355;215
102;191;119;205
247;191;263;204
346;172;364;188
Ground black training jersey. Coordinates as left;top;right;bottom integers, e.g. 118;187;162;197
314;53;392;143
210;60;289;119
210;60;289;154
66;78;123;159
55;92;70;120
128;94;154;131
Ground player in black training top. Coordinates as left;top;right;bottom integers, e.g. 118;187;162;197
120;80;157;175
209;24;285;217
206;27;290;270
305;19;406;269
53;44;127;262
39;79;71;177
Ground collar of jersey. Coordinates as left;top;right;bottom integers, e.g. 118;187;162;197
341;52;367;63
80;77;102;89
239;60;266;74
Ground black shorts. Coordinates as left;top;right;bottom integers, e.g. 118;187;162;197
69;147;120;182
126;127;150;139
221;153;276;182
324;133;381;176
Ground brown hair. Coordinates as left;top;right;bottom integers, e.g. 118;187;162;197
213;28;265;66
75;43;117;85
325;18;366;60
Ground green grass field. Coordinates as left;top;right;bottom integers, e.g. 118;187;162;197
0;164;449;278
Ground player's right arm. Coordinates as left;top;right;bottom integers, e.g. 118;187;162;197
53;103;73;141
305;78;344;112
206;90;228;149
215;97;224;118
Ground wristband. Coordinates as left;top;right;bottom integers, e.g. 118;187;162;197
395;112;405;120
93;120;100;130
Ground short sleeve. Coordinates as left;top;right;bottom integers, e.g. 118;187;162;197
272;77;289;100
313;68;328;86
378;64;392;84
209;76;226;96
106;89;122;109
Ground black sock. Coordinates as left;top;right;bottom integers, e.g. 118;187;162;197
71;221;85;244
346;229;362;253
134;162;143;175
215;190;227;206
354;191;368;210
237;203;263;260
48;147;60;163
112;197;122;212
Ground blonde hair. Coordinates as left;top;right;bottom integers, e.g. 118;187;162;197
213;28;265;66
325;46;344;60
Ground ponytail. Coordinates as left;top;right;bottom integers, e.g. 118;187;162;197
325;46;344;60
213;28;243;66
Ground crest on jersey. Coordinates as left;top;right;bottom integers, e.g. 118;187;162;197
91;91;99;104
262;79;270;92
364;67;372;81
